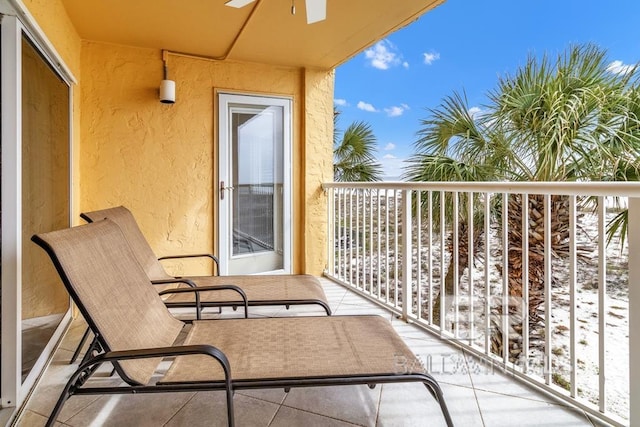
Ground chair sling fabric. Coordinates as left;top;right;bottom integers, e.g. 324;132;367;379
81;206;330;314
33;220;454;427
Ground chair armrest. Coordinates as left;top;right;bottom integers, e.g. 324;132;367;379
78;344;232;387
56;344;235;425
96;344;230;366
158;254;220;276
158;284;248;319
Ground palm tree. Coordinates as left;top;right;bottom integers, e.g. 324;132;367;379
334;110;383;182
404;44;640;361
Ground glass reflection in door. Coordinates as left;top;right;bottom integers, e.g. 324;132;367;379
21;35;70;381
224;103;286;274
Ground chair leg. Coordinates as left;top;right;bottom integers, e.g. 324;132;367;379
70;327;91;364
225;383;235;427
424;381;454;427
45;371;79;427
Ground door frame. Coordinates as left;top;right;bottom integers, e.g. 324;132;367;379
1;6;75;410
217;91;293;275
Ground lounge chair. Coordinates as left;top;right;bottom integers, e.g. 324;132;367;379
80;206;331;315
33;220;454;427
70;206;332;364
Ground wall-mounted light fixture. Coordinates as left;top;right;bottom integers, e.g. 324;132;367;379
159;50;175;104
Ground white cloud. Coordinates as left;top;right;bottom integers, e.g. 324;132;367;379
468;106;483;119
334;98;348;106
384;143;396;151
384;106;404;117
403;61;409;69
357;101;378;112
378;154;406;180
607;60;634;75
364;40;402;70
423;51;441;65
384;103;410;117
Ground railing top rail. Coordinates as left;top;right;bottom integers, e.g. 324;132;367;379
322;181;640;197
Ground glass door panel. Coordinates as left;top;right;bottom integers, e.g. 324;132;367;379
20;35;70;382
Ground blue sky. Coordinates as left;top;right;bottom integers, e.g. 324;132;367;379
334;0;640;180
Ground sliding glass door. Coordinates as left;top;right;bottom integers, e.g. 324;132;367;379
1;12;73;409
20;35;71;382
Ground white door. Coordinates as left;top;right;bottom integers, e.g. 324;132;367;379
218;93;292;275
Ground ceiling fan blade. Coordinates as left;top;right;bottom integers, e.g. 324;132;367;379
305;0;326;24
225;0;255;8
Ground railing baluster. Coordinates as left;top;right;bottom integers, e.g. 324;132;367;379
328;187;334;276
394;189;399;308
522;193;529;373
356;189;360;289
629;197;640;426
502;192;509;365
544;194;552;385
337;188;343;280
569;195;577;398
453;191;459;338
377;189;382;300
385;189;390;304
402;190;412;320
428;190;433;325
468;191;474;345
417;190;422;319
598;196;607;412
485;192;491;355
440;190;446;334
369;189;374;295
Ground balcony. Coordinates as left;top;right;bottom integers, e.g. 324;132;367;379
9;181;637;426
324;181;639;427
14;278;597;426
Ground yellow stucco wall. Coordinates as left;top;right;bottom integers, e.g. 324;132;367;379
302;69;334;274
80;42;333;275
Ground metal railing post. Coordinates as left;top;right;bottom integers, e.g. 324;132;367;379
402;189;412;320
629;197;640;425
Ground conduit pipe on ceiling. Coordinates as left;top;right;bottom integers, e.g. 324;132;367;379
162;0;263;63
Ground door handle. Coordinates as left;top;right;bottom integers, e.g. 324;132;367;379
219;181;234;200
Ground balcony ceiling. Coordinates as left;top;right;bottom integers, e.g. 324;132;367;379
61;0;444;69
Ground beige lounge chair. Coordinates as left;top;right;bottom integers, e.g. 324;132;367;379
33;220;454;426
81;206;331;315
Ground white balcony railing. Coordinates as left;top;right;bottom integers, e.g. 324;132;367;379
323;181;640;427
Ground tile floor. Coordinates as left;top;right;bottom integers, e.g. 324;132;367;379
13;278;604;426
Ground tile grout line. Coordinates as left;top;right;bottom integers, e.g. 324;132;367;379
374;383;384;427
267;403;284;427
162;392;198;426
276;402;364;426
462;348;487;427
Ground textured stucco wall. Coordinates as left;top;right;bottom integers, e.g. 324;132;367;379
302;70;334;274
80;42;333;275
